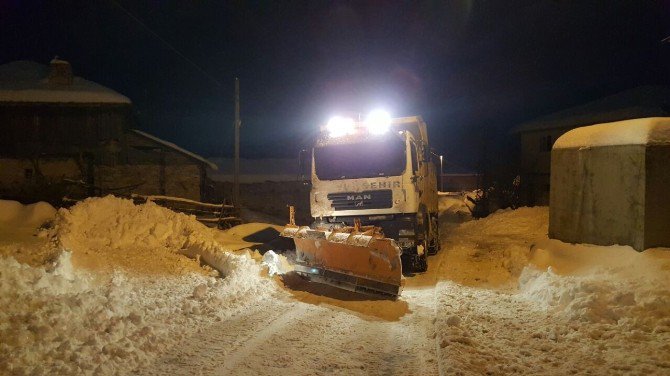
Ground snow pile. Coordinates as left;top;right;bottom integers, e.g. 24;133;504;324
437;206;547;287
434;205;670;374
56;196;213;257
1;196;281;375
261;250;293;276
54;196;245;276
0;200;58;266
0;250;275;375
520;241;670;329
0;199;56;227
438;192;472;222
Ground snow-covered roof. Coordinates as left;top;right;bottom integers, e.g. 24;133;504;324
131;129;218;170
513;86;670;134
0;60;131;104
553;117;670;149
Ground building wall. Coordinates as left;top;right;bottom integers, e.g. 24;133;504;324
0;157;83;202
95;164;202;201
0;157;204;202
519;128;571;205
0;105;209;202
644;146;670;248
549;145;647;250
0;104;130;158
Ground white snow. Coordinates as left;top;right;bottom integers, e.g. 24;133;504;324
553;117;670;148
432;207;670;375
1;195;669;375
0;199;56;227
0;196;280;375
0;61;131;104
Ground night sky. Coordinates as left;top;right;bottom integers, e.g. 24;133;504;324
2;1;669;171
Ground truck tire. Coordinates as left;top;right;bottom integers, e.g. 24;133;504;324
427;213;440;255
413;253;428;272
401;252;428;274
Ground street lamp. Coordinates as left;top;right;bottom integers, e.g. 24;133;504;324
439;155;443;192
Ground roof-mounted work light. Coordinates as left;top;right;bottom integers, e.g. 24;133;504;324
326;116;355;138
365;109;391;135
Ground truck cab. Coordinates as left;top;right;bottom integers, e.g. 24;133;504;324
307;115;439;271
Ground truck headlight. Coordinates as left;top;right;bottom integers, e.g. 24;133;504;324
365;109;391;135
326;116;355;138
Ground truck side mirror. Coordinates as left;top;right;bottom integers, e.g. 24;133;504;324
297;149;310;183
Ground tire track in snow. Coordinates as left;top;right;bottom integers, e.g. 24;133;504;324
216;302;310;374
140;298;299;375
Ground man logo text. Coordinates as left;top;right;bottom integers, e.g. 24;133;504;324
347;194;372;201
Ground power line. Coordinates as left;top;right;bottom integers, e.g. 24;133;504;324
108;0;224;89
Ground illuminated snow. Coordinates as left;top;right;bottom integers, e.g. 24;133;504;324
0;196;668;374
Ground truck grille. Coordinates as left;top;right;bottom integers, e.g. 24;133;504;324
328;190;393;211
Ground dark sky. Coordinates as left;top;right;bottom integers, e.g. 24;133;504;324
2;1;669;169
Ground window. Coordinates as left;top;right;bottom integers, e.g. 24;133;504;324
410;142;418;173
314;136;406;180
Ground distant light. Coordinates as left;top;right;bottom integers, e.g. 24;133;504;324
365;109;391;135
326;116;355;138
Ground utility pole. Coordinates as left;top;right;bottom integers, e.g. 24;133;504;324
233;78;241;207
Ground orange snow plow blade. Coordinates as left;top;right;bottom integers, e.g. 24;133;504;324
281;225;404;298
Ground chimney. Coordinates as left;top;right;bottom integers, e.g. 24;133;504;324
48;57;73;86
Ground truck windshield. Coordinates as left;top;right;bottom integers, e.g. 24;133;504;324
314;136;406;180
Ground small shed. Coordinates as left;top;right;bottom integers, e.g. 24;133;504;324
549;117;670;251
513;86;670;205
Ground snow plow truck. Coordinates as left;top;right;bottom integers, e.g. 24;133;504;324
282;112;440;298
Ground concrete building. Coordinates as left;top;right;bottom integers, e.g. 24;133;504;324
0;60;216;203
513;86;670;205
549;117;670;251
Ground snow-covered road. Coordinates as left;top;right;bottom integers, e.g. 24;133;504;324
2;197;669;375
143;267;441;375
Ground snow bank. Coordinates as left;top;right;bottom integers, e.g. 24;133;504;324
56;196;214;256
0;200;58;266
1;196;281;375
434;206;670;374
437;206;548;286
261;250;293;276
0;199;56;227
438;192;472;222
0;250;276;375
520;240;670;328
54;196;246;276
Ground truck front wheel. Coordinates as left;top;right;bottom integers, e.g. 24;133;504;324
413;253;428;273
402;249;428;274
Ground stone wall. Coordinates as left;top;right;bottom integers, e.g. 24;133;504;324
95;164;202;201
0;157;83;203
